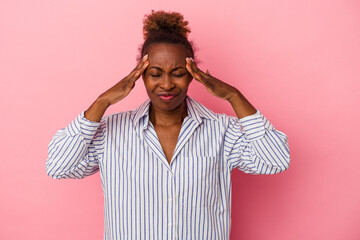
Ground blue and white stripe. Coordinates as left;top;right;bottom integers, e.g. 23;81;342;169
46;96;290;240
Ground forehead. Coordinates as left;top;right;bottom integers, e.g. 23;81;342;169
147;43;188;68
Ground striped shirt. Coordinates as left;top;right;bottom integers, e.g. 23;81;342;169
46;96;290;240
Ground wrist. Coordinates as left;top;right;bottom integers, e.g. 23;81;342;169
84;97;111;122
227;90;257;119
95;95;112;109
227;88;242;103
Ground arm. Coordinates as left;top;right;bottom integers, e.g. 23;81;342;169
85;54;149;122
224;111;290;174
185;57;290;174
46;54;150;178
185;57;257;119
46;112;105;179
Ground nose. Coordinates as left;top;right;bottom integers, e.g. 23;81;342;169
159;74;175;90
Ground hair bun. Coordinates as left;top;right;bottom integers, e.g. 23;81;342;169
142;10;191;40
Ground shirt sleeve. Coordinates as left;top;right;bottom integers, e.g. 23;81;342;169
45;111;106;179
224;110;290;174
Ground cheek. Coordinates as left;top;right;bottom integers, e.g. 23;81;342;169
143;75;152;85
185;74;193;85
181;77;192;88
142;78;153;93
178;83;190;94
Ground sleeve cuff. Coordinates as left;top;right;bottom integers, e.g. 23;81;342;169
65;111;101;143
239;110;271;141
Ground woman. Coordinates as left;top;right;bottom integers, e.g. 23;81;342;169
46;10;290;240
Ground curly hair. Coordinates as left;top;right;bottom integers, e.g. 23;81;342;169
136;10;197;62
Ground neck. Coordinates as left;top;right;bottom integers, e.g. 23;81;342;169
149;101;188;127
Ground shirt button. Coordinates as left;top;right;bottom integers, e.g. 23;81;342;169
168;197;172;202
168;223;172;227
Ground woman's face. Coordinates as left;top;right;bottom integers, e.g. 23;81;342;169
142;43;192;113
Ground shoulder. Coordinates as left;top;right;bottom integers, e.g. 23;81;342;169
186;96;236;124
102;99;151;128
102;110;131;124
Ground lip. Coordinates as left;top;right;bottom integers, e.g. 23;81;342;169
156;92;178;102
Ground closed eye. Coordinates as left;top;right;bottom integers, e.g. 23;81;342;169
174;74;186;77
151;74;186;77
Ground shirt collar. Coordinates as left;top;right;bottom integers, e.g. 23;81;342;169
131;95;218;129
131;98;151;130
185;96;218;123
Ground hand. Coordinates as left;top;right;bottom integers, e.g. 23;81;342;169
98;54;149;106
84;54;149;122
185;57;257;118
185;57;239;101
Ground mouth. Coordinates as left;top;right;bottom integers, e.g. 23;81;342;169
157;92;178;101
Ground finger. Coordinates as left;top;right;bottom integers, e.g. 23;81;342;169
186;62;204;84
186;57;199;76
132;54;149;74
186;57;198;72
186;57;207;78
185;62;196;78
135;60;149;77
186;58;210;83
132;55;149;79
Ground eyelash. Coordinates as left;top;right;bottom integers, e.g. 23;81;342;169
151;74;186;78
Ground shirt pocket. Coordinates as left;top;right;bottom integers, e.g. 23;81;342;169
178;156;221;208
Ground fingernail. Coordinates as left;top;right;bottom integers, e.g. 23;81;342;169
143;54;148;60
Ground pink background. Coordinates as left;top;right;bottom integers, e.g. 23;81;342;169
1;0;359;239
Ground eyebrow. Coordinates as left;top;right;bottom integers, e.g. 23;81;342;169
149;66;186;71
